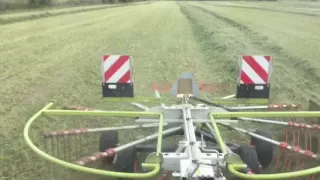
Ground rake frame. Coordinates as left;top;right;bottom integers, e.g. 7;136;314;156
24;97;320;179
24;54;320;179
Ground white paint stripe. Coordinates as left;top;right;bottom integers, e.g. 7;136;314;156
252;56;269;73
104;55;121;72
154;90;161;98
77;161;85;165
106;60;130;83
242;60;266;84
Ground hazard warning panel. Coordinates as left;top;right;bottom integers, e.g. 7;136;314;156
236;55;272;99
101;55;134;98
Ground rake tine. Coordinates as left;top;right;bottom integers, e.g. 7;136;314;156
68;135;71;161
80;134;83;157
51;137;55;157
56;136;60;159
52;137;57;180
75;134;78;159
86;132;89;156
63;136;66;160
43;134;50;178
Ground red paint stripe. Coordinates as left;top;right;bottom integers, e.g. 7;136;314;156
80;128;88;134
94;152;104;159
288;121;294;127
264;56;271;62
268;104;277;109
292;146;301;152
103;55;110;61
304;150;313;157
241;71;255;84
134;160;137;172
296;104;302;109
104;56;130;82
152;84;158;91
118;70;131;83
242;56;269;83
71;129;77;135
279;142;289;148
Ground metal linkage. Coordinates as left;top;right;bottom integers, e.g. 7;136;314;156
229;104;301;111
157;96;228;179
135;118;238;124
238;117;320;130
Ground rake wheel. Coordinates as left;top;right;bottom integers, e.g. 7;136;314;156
238;145;261;174
250;130;273;169
113;147;137;173
99;130;118;164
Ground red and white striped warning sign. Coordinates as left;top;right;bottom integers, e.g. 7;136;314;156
102;55;132;83
239;55;271;84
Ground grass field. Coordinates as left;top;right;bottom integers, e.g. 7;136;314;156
0;1;320;180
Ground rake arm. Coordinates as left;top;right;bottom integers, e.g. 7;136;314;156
43;123;167;138
74;126;182;166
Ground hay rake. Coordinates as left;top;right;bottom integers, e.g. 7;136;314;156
24;55;320;179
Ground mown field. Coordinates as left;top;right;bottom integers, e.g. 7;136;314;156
0;1;320;180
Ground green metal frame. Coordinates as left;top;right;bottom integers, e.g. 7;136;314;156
24;103;320;179
210;112;320;179
24;103;164;178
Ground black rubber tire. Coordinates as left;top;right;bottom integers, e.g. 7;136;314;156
250;130;273;168
238;145;261;174
99;130;118;164
113;147;136;174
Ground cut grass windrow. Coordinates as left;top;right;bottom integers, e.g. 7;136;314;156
0;1;152;25
189;4;320;85
178;2;320;105
203;2;320;17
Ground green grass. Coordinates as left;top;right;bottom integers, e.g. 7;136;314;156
187;1;320;105
0;1;320;180
0;1;151;24
0;2;222;179
208;1;320;16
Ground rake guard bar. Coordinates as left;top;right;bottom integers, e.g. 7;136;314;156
24;103;161;179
